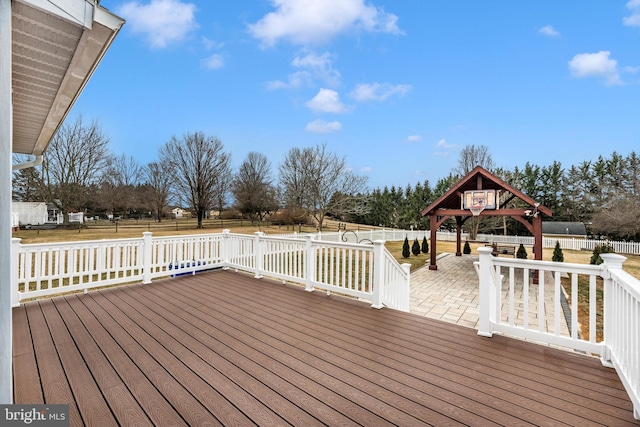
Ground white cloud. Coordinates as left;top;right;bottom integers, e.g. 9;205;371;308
407;135;421;142
436;138;455;149
434;152;449;157
202;54;224;70
266;71;313;90
268;51;340;90
292;52;341;86
349;82;411;102
360;166;373;173
117;0;198;48
202;37;224;50
568;51;622;85
248;0;402;47
305;119;343;133
292;51;331;69
538;25;560;37
624;0;640;26
306;88;349;113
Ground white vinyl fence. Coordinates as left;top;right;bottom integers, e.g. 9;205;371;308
285;229;640;255
475;249;640;419
11;230;410;312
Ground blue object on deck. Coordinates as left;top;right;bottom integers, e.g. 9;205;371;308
168;260;204;277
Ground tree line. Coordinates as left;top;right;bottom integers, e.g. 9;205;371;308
12;117;640;240
12;117;367;230
352;148;640;241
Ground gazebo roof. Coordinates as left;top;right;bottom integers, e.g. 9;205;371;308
420;166;552;217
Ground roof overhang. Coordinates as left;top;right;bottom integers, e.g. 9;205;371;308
11;0;124;156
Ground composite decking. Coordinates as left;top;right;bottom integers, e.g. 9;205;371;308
12;269;640;426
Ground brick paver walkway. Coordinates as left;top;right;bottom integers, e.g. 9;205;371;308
410;253;571;337
410;254;480;328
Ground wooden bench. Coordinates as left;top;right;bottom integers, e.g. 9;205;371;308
486;244;516;257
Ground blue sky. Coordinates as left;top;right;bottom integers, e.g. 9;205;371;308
74;0;639;190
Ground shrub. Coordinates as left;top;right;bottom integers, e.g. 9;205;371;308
516;243;528;259
590;243;615;265
463;241;471;254
402;237;410;258
552;241;564;262
421;236;429;254
412;238;421;256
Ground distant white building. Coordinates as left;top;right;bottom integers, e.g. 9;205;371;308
172;207;191;219
11;202;47;226
11;202;84;227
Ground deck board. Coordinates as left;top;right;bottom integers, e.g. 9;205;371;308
13;269;640;426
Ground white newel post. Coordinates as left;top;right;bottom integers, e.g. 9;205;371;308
304;235;315;292
142;232;153;284
254;232;264;279
11;238;20;307
477;247;495;337
401;263;412;312
371;240;385;309
222;229;230;269
600;253;627;366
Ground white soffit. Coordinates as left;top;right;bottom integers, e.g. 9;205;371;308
11;0;124;155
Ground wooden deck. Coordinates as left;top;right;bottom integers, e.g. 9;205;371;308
12;269;639;426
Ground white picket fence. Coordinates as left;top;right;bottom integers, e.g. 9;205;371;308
285;229;640;255
11;230;411;312
475;248;640;419
442;231;640;255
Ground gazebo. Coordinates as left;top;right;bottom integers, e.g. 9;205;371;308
420;166;552;270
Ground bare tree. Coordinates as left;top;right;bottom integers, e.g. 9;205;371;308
591;196;640;240
159;132;231;228
213;162;232;219
100;154;141;218
143;160;173;222
12;154;42;201
279;143;368;231
232;152;279;222
39;116;111;223
454;144;495;240
454;144;496;177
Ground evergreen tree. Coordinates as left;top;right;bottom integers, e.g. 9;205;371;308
402;237;410;258
463;241;471;254
590;244;614;265
552;241;564;262
412;238;421;256
421;236;429;254
516;243;528;259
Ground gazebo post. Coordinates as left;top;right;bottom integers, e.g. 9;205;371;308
455;216;463;256
533;215;543;284
429;214;437;270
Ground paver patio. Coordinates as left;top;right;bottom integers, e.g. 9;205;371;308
410;253;571;338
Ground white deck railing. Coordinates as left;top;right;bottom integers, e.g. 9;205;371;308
475;247;640;419
11;230;410;312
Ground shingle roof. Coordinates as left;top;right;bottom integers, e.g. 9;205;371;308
542;221;587;236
